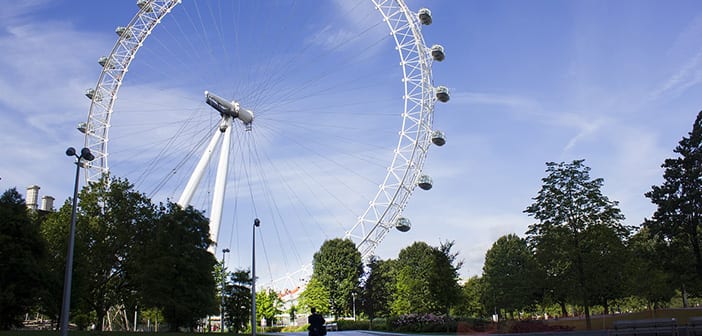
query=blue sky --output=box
[1,0,702,287]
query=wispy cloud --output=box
[650,50,702,100]
[0,0,51,24]
[451,91,540,111]
[649,14,702,100]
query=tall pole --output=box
[352,292,357,321]
[60,147,94,336]
[221,248,230,333]
[252,218,260,336]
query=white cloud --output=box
[0,0,51,23]
[650,50,702,100]
[649,14,702,100]
[0,11,112,202]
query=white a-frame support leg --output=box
[209,117,233,248]
[177,117,233,250]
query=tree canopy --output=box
[40,177,218,331]
[645,110,702,295]
[525,160,629,328]
[392,241,462,315]
[482,234,540,317]
[223,269,252,333]
[361,256,395,321]
[310,238,362,319]
[0,188,46,329]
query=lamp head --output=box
[222,248,230,253]
[66,147,76,157]
[254,218,260,227]
[80,148,95,161]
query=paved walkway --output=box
[276,330,610,336]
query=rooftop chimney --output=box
[41,195,55,212]
[26,185,40,211]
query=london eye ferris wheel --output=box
[80,0,451,289]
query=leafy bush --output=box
[281,324,309,332]
[337,319,370,331]
[389,313,453,332]
[369,318,389,331]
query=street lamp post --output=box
[251,218,260,336]
[59,147,94,336]
[352,292,357,321]
[221,248,230,333]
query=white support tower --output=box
[177,91,253,250]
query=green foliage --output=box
[256,288,282,326]
[392,241,462,315]
[581,223,629,312]
[336,319,370,330]
[40,176,218,331]
[0,188,46,329]
[388,313,454,333]
[525,160,630,328]
[645,110,702,296]
[454,276,486,318]
[392,242,435,314]
[72,176,156,330]
[361,256,395,319]
[482,234,540,317]
[626,228,676,306]
[224,269,252,333]
[299,277,330,315]
[311,238,363,319]
[39,197,74,322]
[431,241,464,314]
[135,201,218,331]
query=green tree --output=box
[135,202,218,331]
[581,224,629,313]
[40,177,154,330]
[626,228,675,308]
[223,269,252,333]
[299,277,330,315]
[392,241,463,315]
[524,160,629,329]
[392,242,435,314]
[0,188,46,329]
[72,177,155,330]
[455,276,485,318]
[431,241,463,316]
[257,288,282,328]
[645,110,702,297]
[311,238,363,319]
[361,256,395,323]
[481,234,540,318]
[40,198,76,326]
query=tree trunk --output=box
[95,308,106,331]
[559,301,568,317]
[583,304,591,330]
[603,301,609,315]
[682,283,689,308]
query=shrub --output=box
[281,324,309,332]
[337,320,370,331]
[369,318,389,331]
[389,313,452,333]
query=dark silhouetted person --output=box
[308,307,326,336]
